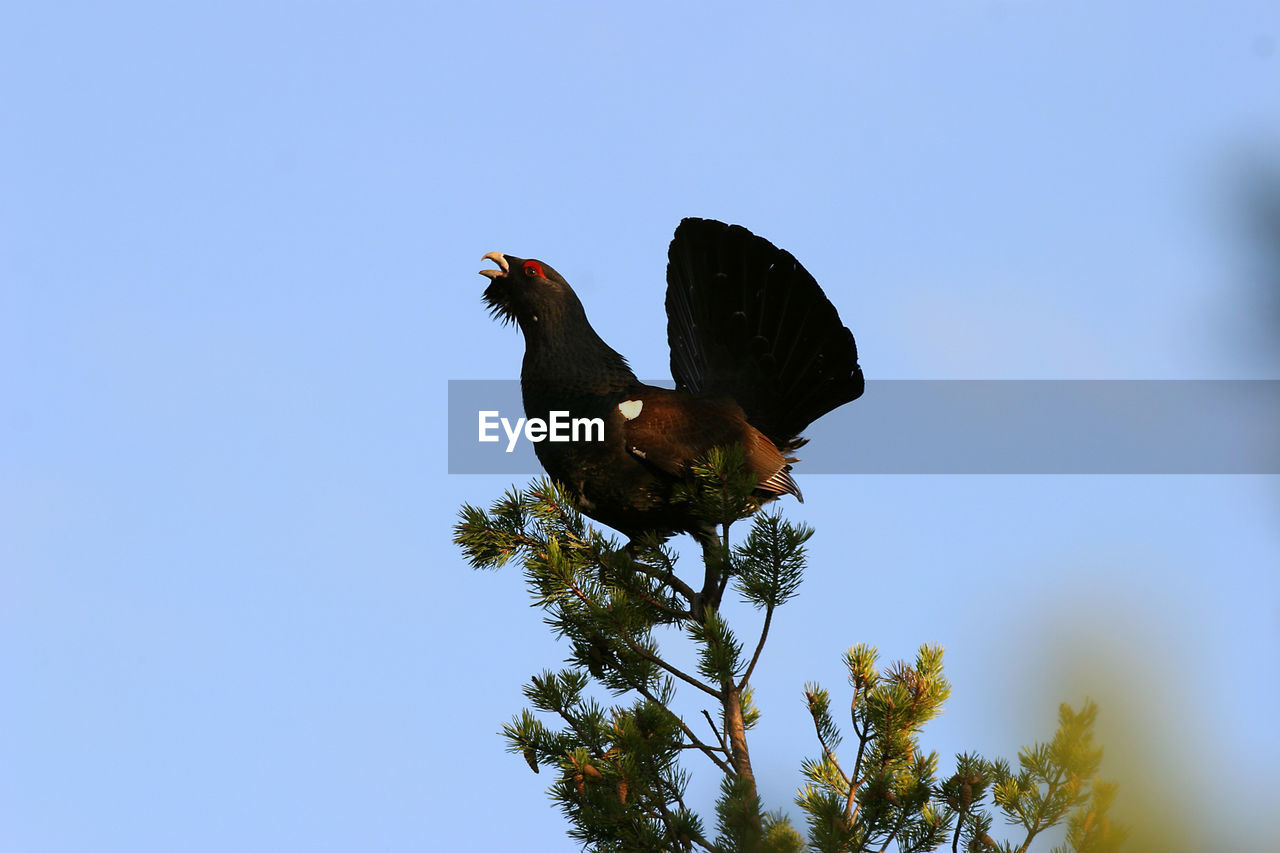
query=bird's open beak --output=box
[479,251,509,280]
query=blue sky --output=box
[3,2,1278,850]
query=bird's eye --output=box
[523,260,545,278]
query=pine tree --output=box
[454,454,1124,852]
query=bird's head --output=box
[478,251,577,331]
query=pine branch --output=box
[458,478,1123,853]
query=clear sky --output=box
[3,2,1278,850]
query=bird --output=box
[478,217,863,551]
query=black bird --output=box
[478,217,863,545]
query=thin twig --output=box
[737,600,775,690]
[845,686,869,821]
[633,590,690,623]
[701,709,728,754]
[808,709,850,789]
[629,678,733,775]
[620,547,698,605]
[603,566,689,622]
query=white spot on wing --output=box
[618,399,643,420]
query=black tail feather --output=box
[665,218,864,447]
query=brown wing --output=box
[616,388,801,500]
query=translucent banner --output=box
[447,380,1280,474]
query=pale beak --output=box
[479,251,508,279]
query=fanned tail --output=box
[665,217,864,449]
